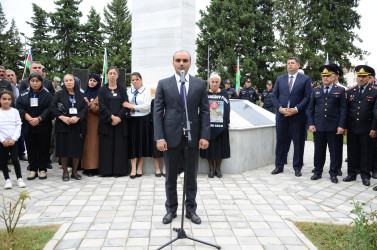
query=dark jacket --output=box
[97,84,129,136]
[16,86,53,134]
[0,78,13,92]
[20,78,55,96]
[308,84,347,132]
[347,84,377,134]
[238,86,259,103]
[50,84,88,134]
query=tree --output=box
[301,0,366,83]
[2,19,24,77]
[103,0,131,74]
[0,3,8,65]
[26,3,55,74]
[196,0,275,90]
[80,7,104,73]
[50,0,83,73]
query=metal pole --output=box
[207,46,209,89]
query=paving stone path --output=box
[1,141,376,249]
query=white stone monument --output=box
[132,0,197,89]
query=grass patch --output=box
[0,225,59,250]
[294,222,352,249]
[306,130,347,144]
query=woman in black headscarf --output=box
[82,73,101,176]
[50,74,88,181]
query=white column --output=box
[132,0,196,90]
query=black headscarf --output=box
[84,73,101,101]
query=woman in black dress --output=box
[98,67,129,177]
[50,74,88,181]
[200,73,230,178]
[16,73,53,180]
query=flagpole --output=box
[21,49,29,80]
[207,46,210,89]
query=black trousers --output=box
[25,131,51,172]
[313,131,342,177]
[275,119,306,170]
[0,142,22,179]
[336,134,344,171]
[164,135,199,214]
[372,139,377,173]
[347,133,372,180]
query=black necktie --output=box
[359,86,364,95]
[325,86,329,95]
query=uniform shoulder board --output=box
[371,86,377,90]
[346,86,357,92]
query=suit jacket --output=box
[272,73,312,121]
[20,78,56,96]
[308,85,347,132]
[154,75,210,148]
[347,85,377,134]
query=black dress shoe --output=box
[162,212,177,224]
[295,170,302,177]
[311,173,322,180]
[337,169,342,176]
[136,174,142,178]
[373,186,377,191]
[271,168,283,175]
[130,175,136,179]
[372,172,377,179]
[208,171,214,178]
[330,176,338,183]
[185,213,201,224]
[155,172,162,177]
[311,168,315,173]
[343,176,356,182]
[215,171,223,178]
[362,179,370,186]
[19,155,28,161]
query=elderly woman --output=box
[16,73,53,180]
[123,72,152,178]
[200,73,231,178]
[82,73,101,176]
[50,74,88,181]
[98,67,129,177]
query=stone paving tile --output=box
[1,141,376,249]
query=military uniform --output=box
[261,89,275,113]
[238,87,258,103]
[225,87,237,99]
[308,66,347,181]
[345,65,377,185]
[0,78,13,92]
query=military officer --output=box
[0,66,13,92]
[308,65,347,183]
[238,77,259,103]
[344,65,377,186]
[224,79,237,99]
[261,80,275,113]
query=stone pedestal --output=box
[131,0,196,89]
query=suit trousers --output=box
[164,135,199,214]
[275,119,306,170]
[347,133,372,180]
[336,134,344,171]
[313,131,342,177]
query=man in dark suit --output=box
[345,65,377,186]
[272,57,312,176]
[308,65,347,183]
[154,50,210,225]
[19,61,55,95]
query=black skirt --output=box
[55,124,84,158]
[200,128,230,160]
[128,115,153,158]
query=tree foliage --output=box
[2,19,24,77]
[103,0,132,74]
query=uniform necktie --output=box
[288,76,294,93]
[133,90,139,105]
[359,86,364,94]
[180,80,186,105]
[325,86,329,95]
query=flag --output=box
[235,57,241,92]
[326,53,329,65]
[102,48,108,85]
[26,49,32,69]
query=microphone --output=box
[180,70,186,84]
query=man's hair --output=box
[30,61,42,66]
[0,65,5,70]
[288,57,300,64]
[5,69,15,74]
[173,50,191,62]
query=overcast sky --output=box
[2,0,376,68]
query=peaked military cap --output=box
[319,65,337,76]
[355,65,375,77]
[244,77,251,82]
[329,63,343,76]
[224,79,231,84]
[266,80,272,85]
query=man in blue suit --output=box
[272,57,312,176]
[308,65,347,183]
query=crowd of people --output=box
[1,55,377,194]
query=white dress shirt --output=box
[127,85,152,117]
[175,73,190,96]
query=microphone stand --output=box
[157,73,221,250]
